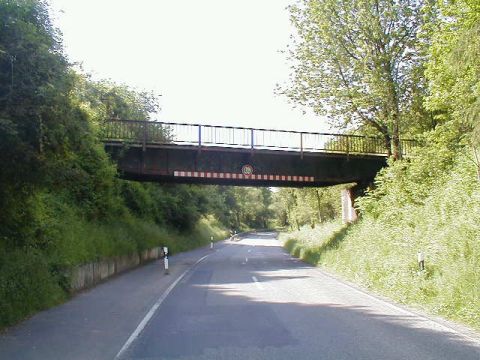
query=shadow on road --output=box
[125,237,480,360]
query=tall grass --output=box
[281,150,480,330]
[282,221,348,265]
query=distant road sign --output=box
[241,164,254,175]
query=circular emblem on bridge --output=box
[241,164,254,176]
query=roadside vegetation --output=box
[0,1,273,329]
[280,141,480,330]
[277,0,480,330]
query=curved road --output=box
[1,232,479,359]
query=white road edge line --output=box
[314,267,480,345]
[252,276,264,290]
[114,253,211,359]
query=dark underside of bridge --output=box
[105,142,387,188]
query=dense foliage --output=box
[280,0,480,330]
[282,135,480,329]
[272,186,343,229]
[280,0,435,158]
[0,0,273,329]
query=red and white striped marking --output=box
[173,171,314,182]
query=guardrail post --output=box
[300,133,304,159]
[251,128,254,151]
[142,120,147,152]
[198,125,202,148]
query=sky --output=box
[48,0,330,132]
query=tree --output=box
[272,187,342,229]
[423,0,480,177]
[231,187,273,229]
[71,75,160,123]
[0,0,72,245]
[281,0,432,158]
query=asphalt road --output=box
[1,232,479,360]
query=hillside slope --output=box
[282,136,480,330]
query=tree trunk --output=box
[384,134,392,158]
[384,60,402,160]
[315,190,322,223]
[473,146,480,181]
[392,109,402,160]
[392,131,401,160]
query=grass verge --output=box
[0,214,227,330]
[280,217,480,331]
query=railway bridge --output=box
[102,119,417,221]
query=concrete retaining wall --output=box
[69,247,163,292]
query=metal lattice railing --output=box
[101,119,419,157]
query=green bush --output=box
[0,250,66,328]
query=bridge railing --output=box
[101,119,418,156]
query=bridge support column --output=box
[341,188,358,224]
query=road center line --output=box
[252,276,264,290]
[114,253,211,359]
